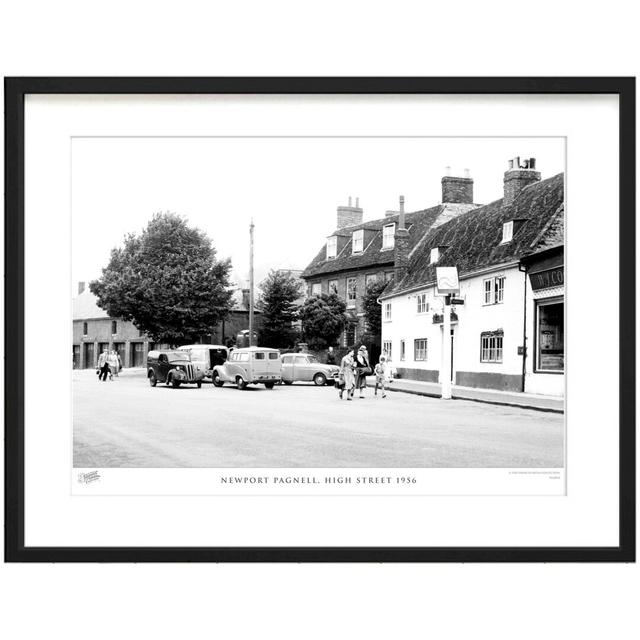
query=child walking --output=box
[374,355,391,398]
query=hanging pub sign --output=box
[529,265,564,291]
[435,266,460,295]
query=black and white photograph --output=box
[6,79,632,563]
[72,136,565,477]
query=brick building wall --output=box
[305,267,394,346]
[73,317,154,369]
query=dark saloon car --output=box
[147,350,205,388]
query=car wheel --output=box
[313,373,327,386]
[236,376,247,390]
[149,372,157,387]
[212,372,224,387]
[172,379,181,388]
[197,381,202,389]
[282,380,293,385]
[264,382,275,389]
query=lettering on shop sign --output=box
[529,266,564,291]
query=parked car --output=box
[281,353,339,386]
[147,350,205,388]
[211,346,282,390]
[177,344,228,380]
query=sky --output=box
[71,137,565,292]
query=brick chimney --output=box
[441,167,474,204]
[78,281,86,295]
[336,196,363,229]
[394,195,410,281]
[503,157,541,206]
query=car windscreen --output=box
[167,352,189,362]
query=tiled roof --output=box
[302,203,477,278]
[382,173,564,297]
[72,289,110,320]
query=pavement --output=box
[73,368,564,468]
[368,378,564,413]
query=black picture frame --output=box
[4,77,635,563]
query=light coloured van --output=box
[211,346,282,390]
[177,344,228,380]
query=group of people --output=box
[96,348,123,382]
[332,345,393,401]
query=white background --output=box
[1,1,638,639]
[26,94,604,547]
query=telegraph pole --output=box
[249,218,255,347]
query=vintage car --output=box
[281,353,339,386]
[211,346,282,390]
[177,344,228,380]
[147,350,205,388]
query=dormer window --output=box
[501,221,514,244]
[352,229,364,254]
[326,235,337,259]
[382,223,395,250]
[430,247,440,264]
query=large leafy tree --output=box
[300,292,347,350]
[362,279,389,341]
[259,270,303,348]
[90,212,233,345]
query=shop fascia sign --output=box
[529,266,564,291]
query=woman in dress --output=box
[338,348,356,400]
[355,345,371,399]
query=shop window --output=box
[480,331,503,363]
[536,299,564,372]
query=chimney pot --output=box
[503,156,541,206]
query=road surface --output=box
[73,369,564,468]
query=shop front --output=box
[523,246,565,397]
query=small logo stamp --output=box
[78,470,101,484]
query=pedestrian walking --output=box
[326,346,336,365]
[338,348,356,400]
[107,349,120,380]
[355,345,371,398]
[97,348,110,382]
[374,355,392,398]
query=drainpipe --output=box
[518,262,528,393]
